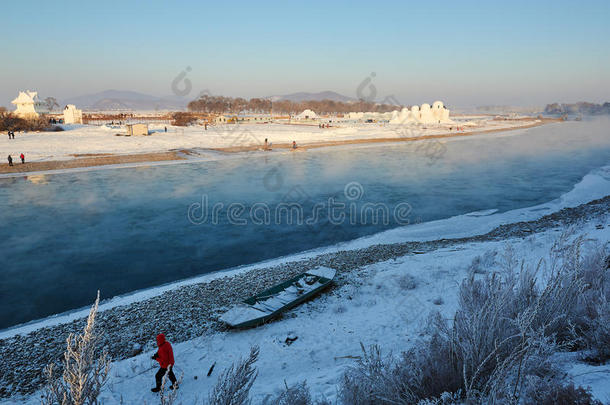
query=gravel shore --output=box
[0,151,185,175]
[1,195,608,399]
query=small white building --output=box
[214,115,228,124]
[11,90,48,119]
[63,104,83,124]
[126,123,149,136]
[295,109,318,120]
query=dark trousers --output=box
[155,367,177,388]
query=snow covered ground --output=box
[98,221,610,404]
[3,164,609,404]
[1,118,535,163]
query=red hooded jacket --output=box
[155,334,175,369]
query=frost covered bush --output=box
[467,250,497,275]
[340,344,400,405]
[160,372,183,405]
[209,346,259,405]
[416,391,462,405]
[569,244,610,361]
[340,338,462,404]
[42,291,111,405]
[586,295,610,361]
[341,235,608,404]
[522,376,602,405]
[263,380,312,405]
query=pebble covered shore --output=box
[1,195,608,399]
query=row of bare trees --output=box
[187,95,402,115]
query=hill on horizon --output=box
[62,90,189,111]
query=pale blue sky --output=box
[1,0,609,108]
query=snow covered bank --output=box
[0,118,541,164]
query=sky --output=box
[1,0,609,108]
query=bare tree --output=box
[209,346,259,405]
[45,97,60,112]
[42,291,111,405]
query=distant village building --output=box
[234,114,275,123]
[11,90,48,119]
[214,115,228,124]
[126,123,149,136]
[295,109,318,120]
[63,104,83,124]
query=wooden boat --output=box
[220,267,336,328]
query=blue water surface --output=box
[1,118,609,329]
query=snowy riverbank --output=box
[1,163,609,403]
[0,117,545,171]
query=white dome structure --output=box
[389,101,454,125]
[432,101,451,122]
[420,103,434,123]
[295,109,318,120]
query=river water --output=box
[1,118,609,329]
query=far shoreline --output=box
[0,118,559,176]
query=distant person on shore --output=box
[7,155,13,166]
[292,140,297,149]
[204,123,208,130]
[264,138,268,150]
[20,153,25,164]
[151,333,178,392]
[164,126,167,132]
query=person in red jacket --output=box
[151,333,178,392]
